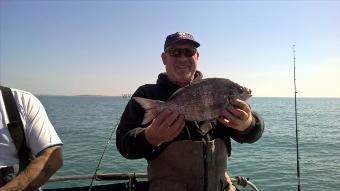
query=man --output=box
[0,86,63,191]
[116,32,264,191]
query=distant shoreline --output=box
[35,95,340,99]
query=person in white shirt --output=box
[0,87,63,191]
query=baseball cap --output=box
[164,32,200,50]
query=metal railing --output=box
[48,172,258,191]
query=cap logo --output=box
[164,32,200,50]
[178,32,187,37]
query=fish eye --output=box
[238,87,244,94]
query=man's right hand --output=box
[144,109,185,147]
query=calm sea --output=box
[38,96,340,191]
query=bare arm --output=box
[0,146,63,191]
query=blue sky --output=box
[1,1,339,97]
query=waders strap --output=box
[0,86,30,167]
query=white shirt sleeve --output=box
[12,89,62,156]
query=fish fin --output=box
[194,120,214,136]
[133,97,164,125]
[168,78,206,100]
[199,121,214,135]
[190,78,205,85]
[168,87,185,100]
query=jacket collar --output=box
[156,71,203,89]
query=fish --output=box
[134,78,252,125]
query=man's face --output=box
[161,41,199,87]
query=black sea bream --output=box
[134,78,252,125]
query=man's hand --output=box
[144,109,185,147]
[217,99,253,132]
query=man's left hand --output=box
[217,99,252,132]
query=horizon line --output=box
[35,94,340,99]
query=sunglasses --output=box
[165,47,197,57]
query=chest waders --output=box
[0,86,31,187]
[147,138,236,191]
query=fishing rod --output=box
[88,119,119,191]
[88,97,131,191]
[293,44,301,191]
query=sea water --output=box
[39,96,340,191]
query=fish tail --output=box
[133,97,165,125]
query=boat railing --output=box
[48,173,148,182]
[48,172,259,191]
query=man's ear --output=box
[161,52,167,65]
